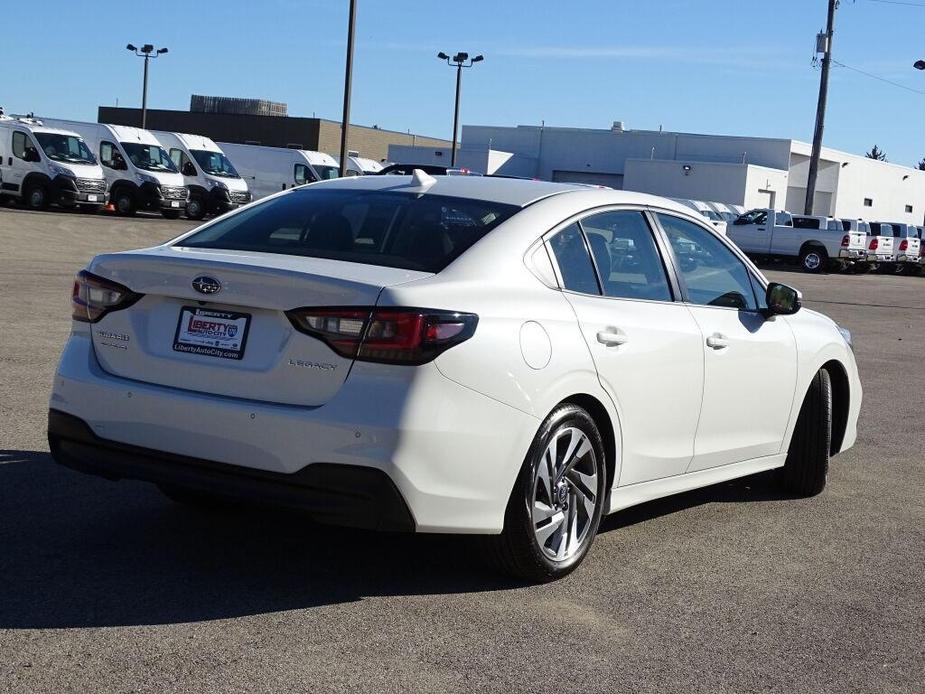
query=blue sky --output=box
[4,0,925,165]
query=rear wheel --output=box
[780,369,831,497]
[800,246,827,273]
[488,404,607,582]
[113,189,137,216]
[24,183,47,210]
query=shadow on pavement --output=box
[0,449,783,629]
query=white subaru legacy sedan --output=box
[49,173,861,582]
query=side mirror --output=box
[111,156,127,171]
[765,282,801,316]
[182,161,196,176]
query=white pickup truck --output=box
[728,208,867,273]
[864,223,898,272]
[881,223,921,274]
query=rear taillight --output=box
[899,239,908,252]
[841,234,850,247]
[869,238,879,251]
[71,270,142,323]
[286,307,478,365]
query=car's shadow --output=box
[0,450,784,629]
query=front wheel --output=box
[24,183,47,210]
[488,404,607,582]
[113,190,137,216]
[780,369,831,497]
[185,197,206,220]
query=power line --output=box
[865,0,925,7]
[832,59,925,95]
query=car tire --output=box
[24,183,47,210]
[185,197,206,220]
[800,247,827,273]
[488,403,607,583]
[113,190,137,216]
[162,210,182,219]
[780,368,831,497]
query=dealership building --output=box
[99,95,450,163]
[388,122,925,223]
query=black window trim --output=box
[646,206,768,314]
[540,204,682,305]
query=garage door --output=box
[552,170,624,189]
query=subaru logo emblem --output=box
[192,276,221,295]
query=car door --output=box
[727,210,772,255]
[546,211,704,486]
[654,213,798,472]
[7,130,35,192]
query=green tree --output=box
[865,145,887,161]
[917,158,925,171]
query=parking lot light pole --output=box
[126,43,168,129]
[437,52,483,167]
[339,0,358,178]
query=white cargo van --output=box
[671,198,727,235]
[217,143,339,200]
[153,131,251,220]
[0,115,107,211]
[336,154,384,176]
[39,118,187,218]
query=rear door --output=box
[546,211,704,485]
[654,213,798,471]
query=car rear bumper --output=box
[48,331,537,533]
[48,408,415,531]
[837,249,866,260]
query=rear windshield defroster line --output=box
[175,188,520,273]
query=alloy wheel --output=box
[531,426,599,561]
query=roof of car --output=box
[307,173,694,211]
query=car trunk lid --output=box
[87,246,431,406]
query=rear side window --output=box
[580,211,672,302]
[176,189,518,273]
[793,217,820,229]
[548,223,600,295]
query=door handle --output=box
[706,333,729,350]
[596,329,628,347]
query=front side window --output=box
[175,189,518,273]
[120,142,178,173]
[735,210,767,225]
[99,141,124,169]
[33,133,95,164]
[548,223,600,295]
[12,131,35,160]
[294,163,315,185]
[580,211,672,302]
[169,148,191,172]
[658,214,758,311]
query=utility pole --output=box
[338,0,357,178]
[805,0,837,215]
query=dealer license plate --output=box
[171,201,180,208]
[173,306,251,360]
[87,194,98,202]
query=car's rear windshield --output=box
[175,188,519,272]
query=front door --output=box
[655,213,798,471]
[7,130,36,192]
[547,212,705,486]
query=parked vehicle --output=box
[729,208,866,272]
[379,163,449,176]
[707,201,739,224]
[792,214,843,232]
[154,131,251,220]
[49,176,860,582]
[218,143,339,200]
[0,115,107,211]
[336,154,383,176]
[864,223,897,272]
[881,223,921,274]
[672,198,727,235]
[40,118,187,218]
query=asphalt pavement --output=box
[1,205,922,693]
